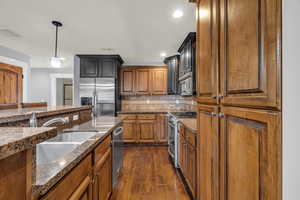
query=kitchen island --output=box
[0,105,123,200]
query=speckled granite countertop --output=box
[33,116,123,196]
[0,127,57,159]
[177,118,198,134]
[0,105,92,124]
[118,109,195,114]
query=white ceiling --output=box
[0,0,196,68]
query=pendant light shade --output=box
[51,20,64,68]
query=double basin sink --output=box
[36,131,98,165]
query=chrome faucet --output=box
[29,112,38,128]
[42,117,69,127]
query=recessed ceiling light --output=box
[160,52,167,57]
[173,9,183,19]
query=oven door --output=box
[168,121,176,159]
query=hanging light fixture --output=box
[50,21,64,68]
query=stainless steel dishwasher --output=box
[112,126,123,187]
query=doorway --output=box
[56,78,73,106]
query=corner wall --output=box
[283,0,300,199]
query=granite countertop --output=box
[33,116,124,196]
[0,127,57,159]
[118,109,195,114]
[0,105,92,124]
[177,118,198,134]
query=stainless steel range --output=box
[168,112,196,168]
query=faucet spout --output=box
[42,117,69,127]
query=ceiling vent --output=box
[0,29,21,38]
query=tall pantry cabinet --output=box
[194,0,282,200]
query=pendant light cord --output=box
[55,25,58,57]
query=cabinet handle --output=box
[218,113,225,118]
[218,94,224,99]
[211,95,217,99]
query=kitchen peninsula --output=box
[0,105,124,200]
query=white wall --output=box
[283,0,300,199]
[0,45,31,102]
[31,68,73,105]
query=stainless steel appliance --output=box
[168,112,197,168]
[79,78,117,116]
[112,126,123,187]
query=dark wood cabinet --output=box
[178,32,196,78]
[80,57,99,78]
[77,55,123,78]
[119,66,168,96]
[219,106,281,200]
[164,55,180,95]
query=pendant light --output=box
[51,21,64,68]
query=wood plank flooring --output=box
[110,146,190,200]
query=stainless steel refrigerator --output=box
[79,78,120,116]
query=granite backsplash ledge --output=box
[121,95,197,111]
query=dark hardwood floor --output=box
[110,146,191,200]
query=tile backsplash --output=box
[121,95,197,111]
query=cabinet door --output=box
[120,69,135,95]
[167,58,179,94]
[187,144,197,198]
[179,125,187,175]
[80,57,99,78]
[220,106,281,200]
[69,176,93,200]
[100,58,116,78]
[151,69,167,95]
[156,114,167,143]
[219,0,281,109]
[197,104,219,200]
[135,69,150,95]
[196,0,219,104]
[137,120,155,143]
[0,63,23,105]
[122,120,136,143]
[94,148,112,200]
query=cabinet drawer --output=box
[119,114,136,120]
[185,129,196,147]
[94,135,111,163]
[42,154,92,200]
[137,114,156,120]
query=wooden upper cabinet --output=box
[219,0,281,109]
[196,0,219,104]
[120,66,168,96]
[120,69,135,95]
[135,69,150,95]
[0,63,23,105]
[197,104,219,200]
[80,57,99,78]
[219,106,281,200]
[151,69,167,95]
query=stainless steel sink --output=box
[36,131,98,165]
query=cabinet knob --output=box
[218,113,225,118]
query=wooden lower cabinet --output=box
[178,123,197,199]
[137,120,155,143]
[93,148,112,200]
[123,120,137,143]
[197,104,219,200]
[219,106,281,200]
[120,113,167,144]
